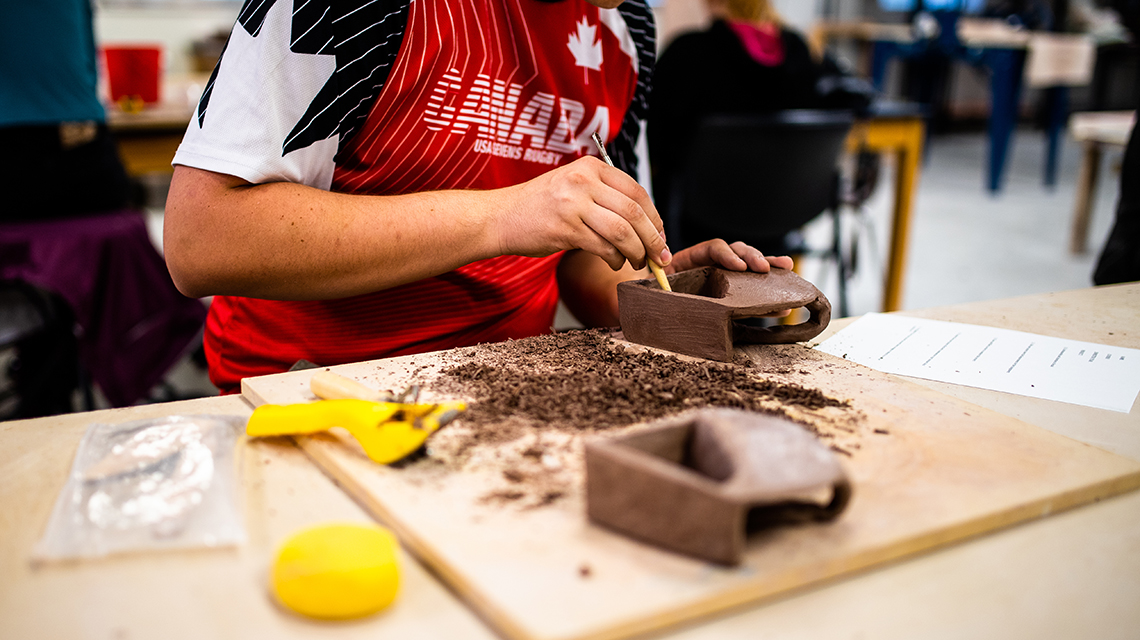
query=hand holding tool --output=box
[591,131,672,292]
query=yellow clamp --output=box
[115,95,147,114]
[247,399,465,464]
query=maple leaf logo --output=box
[567,18,602,84]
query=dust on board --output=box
[363,330,870,510]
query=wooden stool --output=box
[1069,110,1136,254]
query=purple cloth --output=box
[0,210,207,407]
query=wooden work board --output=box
[242,338,1140,640]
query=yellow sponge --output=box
[271,523,400,620]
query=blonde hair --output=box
[723,0,780,24]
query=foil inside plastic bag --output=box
[34,415,246,561]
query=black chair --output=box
[0,280,91,419]
[665,109,856,316]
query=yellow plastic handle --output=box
[246,399,466,464]
[246,400,402,437]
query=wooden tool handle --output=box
[648,261,672,292]
[310,370,385,402]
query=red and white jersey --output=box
[173,0,655,392]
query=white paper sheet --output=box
[815,313,1140,413]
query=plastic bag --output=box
[34,414,246,561]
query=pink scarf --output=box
[727,20,785,67]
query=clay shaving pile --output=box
[410,330,863,509]
[438,329,847,432]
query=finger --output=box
[728,241,771,272]
[592,162,670,266]
[588,157,665,231]
[572,222,628,271]
[768,255,795,270]
[585,190,666,270]
[580,204,647,270]
[728,242,793,272]
[708,240,750,271]
[664,239,713,273]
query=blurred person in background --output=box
[0,0,206,417]
[647,0,874,248]
[1092,71,1140,284]
[1091,0,1140,284]
[0,0,134,221]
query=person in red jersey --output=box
[165,0,792,394]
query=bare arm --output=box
[557,250,645,328]
[164,155,670,300]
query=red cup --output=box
[103,46,162,105]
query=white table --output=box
[2,284,1138,640]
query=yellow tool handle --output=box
[248,401,348,437]
[246,400,400,437]
[647,261,672,292]
[249,372,466,465]
[311,370,389,402]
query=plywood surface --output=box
[242,336,1140,640]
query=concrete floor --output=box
[799,127,1122,316]
[152,127,1128,401]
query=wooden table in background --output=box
[846,109,926,312]
[106,74,205,177]
[2,284,1138,640]
[108,107,189,176]
[813,19,1094,194]
[1068,110,1136,254]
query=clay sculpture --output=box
[617,267,831,362]
[584,408,851,566]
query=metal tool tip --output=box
[591,132,614,167]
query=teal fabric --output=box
[0,0,106,127]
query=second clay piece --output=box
[585,408,851,565]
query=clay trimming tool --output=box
[591,131,672,292]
